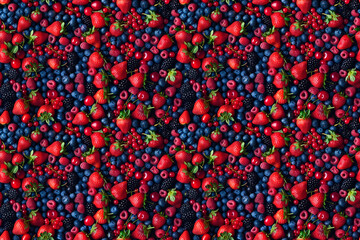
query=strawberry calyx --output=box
[346,68,357,82]
[182,42,199,59]
[297,229,311,239]
[38,231,55,240]
[144,10,160,24]
[182,161,199,179]
[297,109,311,119]
[165,188,178,202]
[262,146,276,157]
[117,109,131,119]
[204,182,223,198]
[2,161,19,179]
[324,10,339,24]
[218,231,234,240]
[38,111,54,125]
[324,130,340,144]
[24,181,44,198]
[144,130,160,144]
[117,229,131,239]
[165,68,178,82]
[2,42,19,59]
[346,188,357,202]
[218,111,234,125]
[204,62,224,77]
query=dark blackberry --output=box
[338,1,351,19]
[0,202,16,223]
[118,79,131,91]
[265,203,276,215]
[0,82,16,102]
[2,220,14,231]
[298,199,311,210]
[169,119,181,130]
[181,90,196,102]
[340,125,351,139]
[297,79,311,91]
[246,52,258,68]
[143,201,156,212]
[169,0,181,10]
[67,52,78,68]
[143,80,156,92]
[349,0,360,9]
[161,58,176,70]
[180,202,193,214]
[159,123,172,139]
[341,57,355,71]
[150,183,161,193]
[6,188,19,200]
[307,57,320,72]
[85,202,96,216]
[307,178,320,192]
[261,135,272,147]
[6,68,19,80]
[67,172,79,187]
[323,200,336,212]
[349,119,360,130]
[127,57,140,72]
[264,82,276,96]
[243,217,254,230]
[261,15,272,28]
[159,3,172,19]
[246,172,258,187]
[3,101,14,111]
[127,177,140,192]
[81,135,92,148]
[85,82,96,96]
[183,220,195,230]
[180,82,193,94]
[182,210,196,222]
[118,199,131,211]
[81,15,92,28]
[341,178,356,190]
[63,217,74,231]
[63,97,74,111]
[186,69,200,80]
[186,188,200,200]
[243,97,254,111]
[323,80,336,92]
[150,63,161,73]
[161,177,176,190]
[330,182,341,193]
[183,101,194,111]
[330,62,341,73]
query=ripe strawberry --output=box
[17,136,31,152]
[346,189,360,207]
[175,29,193,47]
[296,0,311,13]
[291,61,307,80]
[227,178,241,190]
[144,130,164,149]
[0,44,12,64]
[308,72,325,88]
[12,219,29,235]
[176,44,192,64]
[84,28,101,48]
[226,21,245,36]
[253,111,270,125]
[252,0,270,4]
[311,103,332,120]
[271,12,286,28]
[47,178,60,190]
[192,219,209,235]
[346,69,360,88]
[111,61,127,80]
[337,34,352,49]
[129,192,145,208]
[271,132,287,148]
[0,29,12,44]
[0,163,12,183]
[91,12,108,28]
[324,130,344,148]
[30,9,42,23]
[192,98,209,115]
[209,90,225,106]
[267,52,284,68]
[27,150,48,166]
[309,192,325,208]
[0,231,10,240]
[90,103,105,119]
[270,223,285,239]
[46,141,66,157]
[116,109,131,133]
[88,52,104,68]
[110,141,124,157]
[47,58,60,70]
[273,192,288,208]
[28,31,49,45]
[152,213,166,229]
[129,72,145,88]
[166,69,182,87]
[263,147,281,168]
[152,92,166,109]
[290,21,304,37]
[73,111,89,125]
[332,92,346,109]
[91,132,108,148]
[109,21,124,37]
[197,136,211,152]
[270,103,285,119]
[74,232,90,240]
[227,58,241,70]
[179,110,190,124]
[253,232,270,240]
[296,110,311,133]
[144,10,163,28]
[29,90,45,107]
[91,223,105,239]
[157,34,173,50]
[158,154,173,170]
[217,226,234,238]
[131,103,153,120]
[0,110,10,125]
[210,9,222,22]
[197,16,211,32]
[46,21,66,37]
[274,208,289,224]
[332,213,346,229]
[131,224,153,240]
[289,141,304,157]
[93,208,109,224]
[290,181,307,200]
[311,223,332,240]
[83,148,101,168]
[267,172,284,189]
[12,98,29,115]
[116,0,131,13]
[209,31,228,46]
[17,16,32,32]
[176,164,192,183]
[337,154,353,169]
[264,27,281,48]
[72,0,89,4]
[210,129,223,143]
[179,230,191,240]
[88,171,105,188]
[226,141,245,157]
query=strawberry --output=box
[297,230,311,240]
[83,148,101,168]
[179,231,191,240]
[30,9,42,23]
[17,16,32,32]
[296,0,311,13]
[111,61,127,80]
[209,90,225,106]
[179,110,190,124]
[226,21,245,36]
[192,98,209,115]
[175,29,193,47]
[74,232,90,240]
[271,12,286,28]
[88,171,104,188]
[129,192,145,208]
[311,103,332,120]
[116,0,131,13]
[253,111,270,125]
[144,130,164,149]
[152,92,166,109]
[274,88,291,104]
[176,44,192,63]
[0,148,12,164]
[197,136,211,152]
[210,129,223,143]
[210,9,222,22]
[90,103,105,119]
[47,58,60,70]
[131,103,153,120]
[176,164,192,183]
[332,92,346,109]
[46,21,66,37]
[0,163,12,183]
[308,72,325,88]
[270,103,285,119]
[94,88,109,104]
[267,172,284,189]
[91,132,108,148]
[12,98,29,115]
[332,213,346,229]
[273,192,289,208]
[296,110,311,133]
[46,141,66,157]
[207,151,228,166]
[311,223,332,240]
[152,213,166,229]
[208,31,228,46]
[324,10,343,28]
[217,226,234,238]
[337,34,352,50]
[12,219,29,235]
[91,12,108,28]
[88,52,104,68]
[267,52,284,68]
[0,30,12,44]
[209,210,225,226]
[291,61,307,80]
[29,90,45,107]
[290,21,304,37]
[227,178,241,190]
[346,189,360,207]
[274,208,289,224]
[192,219,209,235]
[109,21,124,37]
[263,27,281,48]
[73,111,89,125]
[252,0,269,4]
[290,181,307,200]
[290,141,304,157]
[253,232,270,240]
[270,223,285,239]
[346,69,360,88]
[324,130,344,148]
[0,44,12,64]
[157,34,173,50]
[226,141,245,157]
[0,231,10,240]
[157,154,173,170]
[144,10,163,28]
[271,132,287,148]
[309,192,325,208]
[337,154,353,169]
[166,69,182,87]
[28,31,49,46]
[84,28,101,48]
[227,58,241,70]
[90,223,105,239]
[129,72,145,88]
[116,109,131,133]
[197,16,211,32]
[131,224,153,240]
[17,136,31,152]
[192,33,205,46]
[111,181,127,200]
[201,177,219,192]
[72,0,89,4]
[47,178,60,190]
[0,110,10,125]
[93,208,109,224]
[263,147,281,168]
[166,188,183,207]
[27,150,49,166]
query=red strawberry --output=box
[210,129,223,143]
[91,223,105,239]
[332,92,346,109]
[197,136,211,152]
[267,172,284,189]
[274,88,290,105]
[227,178,241,190]
[192,98,209,115]
[332,213,346,229]
[274,208,289,224]
[226,141,245,157]
[209,90,225,106]
[271,132,287,148]
[129,72,145,88]
[267,52,284,68]
[131,224,153,240]
[129,192,145,208]
[337,154,353,169]
[84,28,101,48]
[192,219,209,235]
[94,89,108,104]
[227,58,241,70]
[296,110,311,133]
[0,110,10,125]
[29,90,45,107]
[346,69,360,88]
[271,12,286,28]
[264,27,281,48]
[263,147,281,168]
[308,72,325,88]
[217,226,234,238]
[290,141,304,157]
[109,21,124,37]
[176,164,192,184]
[72,0,89,4]
[144,130,164,149]
[0,44,13,64]
[253,232,270,240]
[152,93,166,109]
[166,69,182,87]
[309,192,325,208]
[179,110,190,125]
[157,34,173,50]
[226,21,245,36]
[88,171,104,188]
[91,12,107,28]
[253,112,270,125]
[111,61,127,80]
[252,0,270,4]
[273,192,289,208]
[46,141,66,157]
[144,10,163,28]
[27,150,49,166]
[210,9,222,22]
[17,136,31,152]
[346,189,360,207]
[110,141,124,157]
[157,154,173,170]
[111,181,127,200]
[208,151,228,166]
[12,99,29,115]
[116,0,131,13]
[90,103,105,119]
[29,210,45,227]
[0,231,10,240]
[176,44,192,64]
[30,9,42,23]
[91,132,107,148]
[270,103,285,119]
[192,33,205,46]
[47,58,60,70]
[47,178,60,190]
[175,29,193,47]
[88,52,104,68]
[311,103,332,120]
[116,109,131,133]
[0,30,12,44]
[197,16,211,32]
[46,21,66,36]
[273,71,289,89]
[290,181,307,200]
[324,130,343,148]
[131,103,153,120]
[290,21,304,37]
[324,10,343,28]
[291,61,307,80]
[17,16,32,32]
[73,112,89,125]
[12,219,29,235]
[74,232,90,240]
[270,223,285,239]
[296,0,311,13]
[0,163,13,183]
[152,213,166,229]
[209,31,228,46]
[179,230,191,240]
[84,148,101,168]
[28,31,49,45]
[0,149,12,163]
[311,223,332,240]
[337,34,352,49]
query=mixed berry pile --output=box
[2,0,360,239]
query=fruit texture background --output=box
[1,0,360,239]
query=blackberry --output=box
[85,82,96,96]
[261,15,272,28]
[341,57,355,70]
[330,182,341,193]
[81,135,92,148]
[159,123,172,139]
[323,200,336,212]
[243,217,254,230]
[6,68,19,80]
[6,188,19,200]
[180,82,193,94]
[183,220,195,230]
[161,177,176,190]
[243,97,254,111]
[297,79,311,91]
[183,101,194,111]
[0,202,16,223]
[81,15,92,28]
[265,203,276,215]
[3,220,14,231]
[127,57,140,72]
[180,202,193,214]
[169,119,181,130]
[340,125,351,139]
[159,3,172,19]
[246,52,258,68]
[3,101,14,111]
[349,0,360,9]
[181,91,196,102]
[330,62,341,73]
[349,119,360,130]
[323,80,336,92]
[307,178,320,192]
[85,202,96,216]
[186,69,200,80]
[150,183,161,193]
[118,79,131,91]
[161,58,176,70]
[0,82,16,102]
[144,201,156,212]
[182,210,196,222]
[67,172,79,187]
[118,199,131,211]
[261,135,272,147]
[150,63,161,73]
[63,97,74,111]
[143,80,156,92]
[341,178,356,190]
[67,52,78,68]
[307,57,320,72]
[127,177,140,191]
[338,1,351,19]
[298,199,311,210]
[264,82,276,96]
[169,0,181,10]
[186,188,200,200]
[246,172,258,187]
[63,217,74,231]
